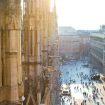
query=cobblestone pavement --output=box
[59,59,105,105]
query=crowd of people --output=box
[59,60,105,105]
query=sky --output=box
[55,0,105,30]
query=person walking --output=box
[96,88,98,93]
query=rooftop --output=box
[58,26,77,35]
[90,33,105,42]
[91,33,105,39]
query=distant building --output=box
[59,35,81,60]
[59,27,90,60]
[100,25,105,32]
[79,32,90,57]
[90,33,105,73]
[58,26,77,35]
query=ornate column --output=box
[0,0,5,89]
[3,0,22,104]
[0,31,2,87]
[0,1,6,102]
[23,0,38,105]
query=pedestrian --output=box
[103,86,105,90]
[89,94,91,98]
[86,93,88,98]
[83,84,84,88]
[81,79,82,84]
[101,97,103,101]
[86,84,89,89]
[89,78,91,82]
[97,102,99,105]
[73,97,75,100]
[70,102,72,105]
[93,94,95,100]
[84,100,86,104]
[77,86,78,90]
[74,101,76,105]
[84,92,86,96]
[96,88,98,93]
[88,97,90,102]
[100,89,101,93]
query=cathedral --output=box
[0,0,59,105]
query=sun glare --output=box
[50,0,54,12]
[56,0,105,30]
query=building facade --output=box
[59,35,81,60]
[90,33,105,73]
[59,27,90,61]
[0,0,59,105]
[79,34,90,58]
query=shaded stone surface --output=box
[0,101,21,105]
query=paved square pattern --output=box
[59,59,105,105]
